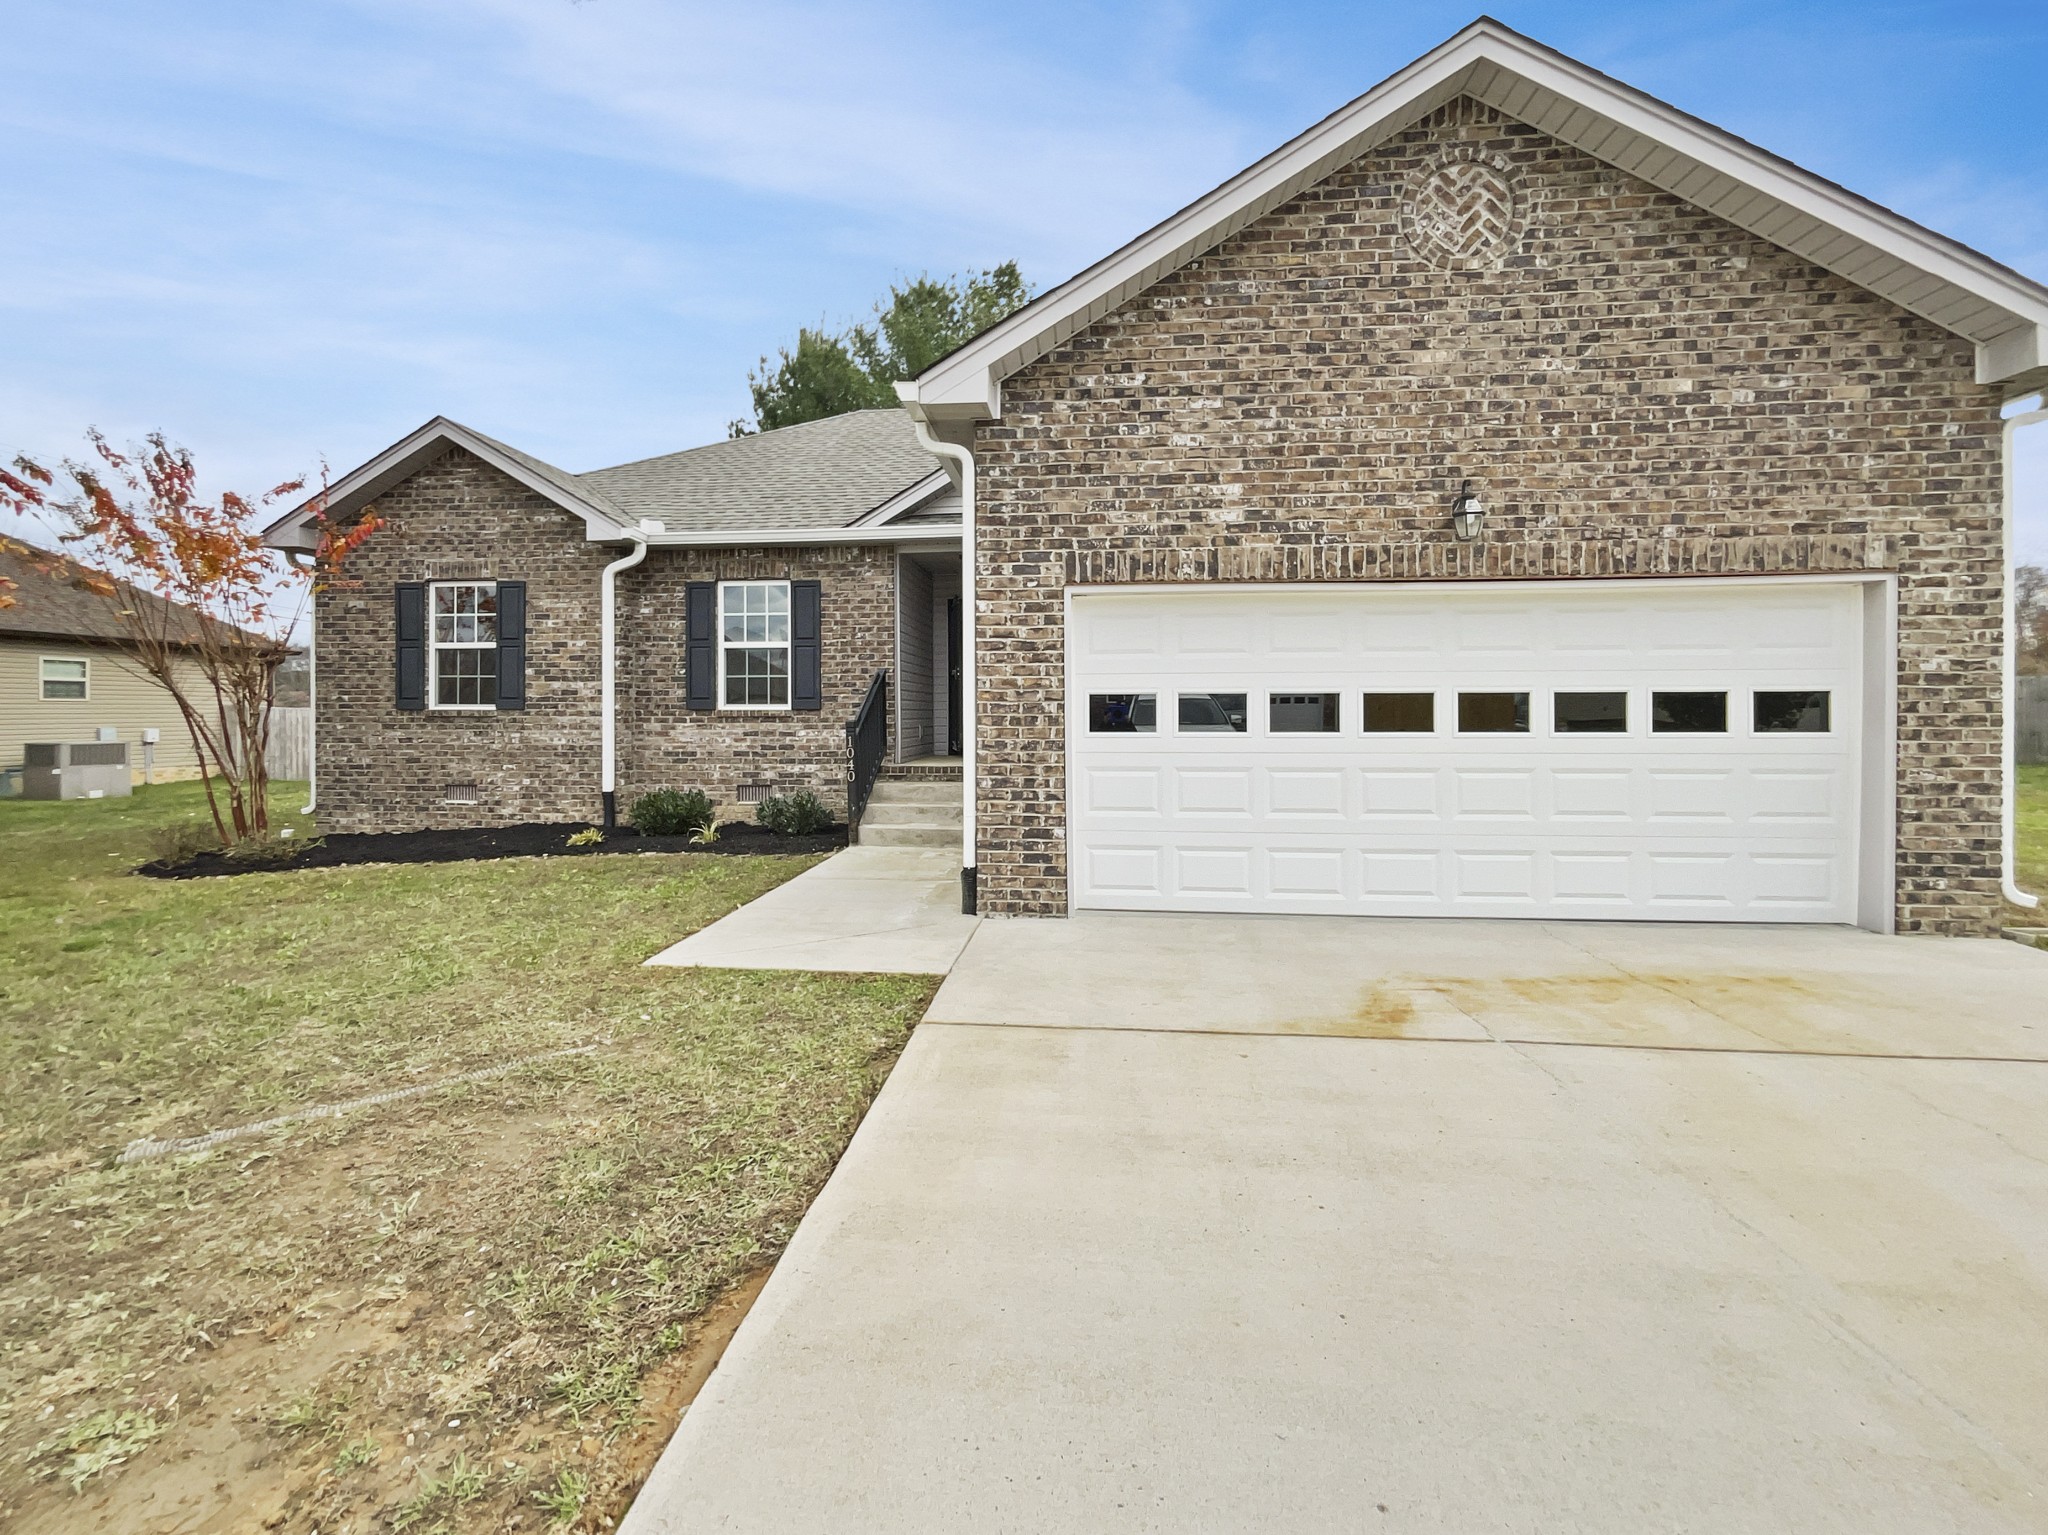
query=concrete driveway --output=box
[622,917,2048,1534]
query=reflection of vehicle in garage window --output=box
[1178,692,1248,732]
[1088,693,1156,732]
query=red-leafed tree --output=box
[1,431,377,846]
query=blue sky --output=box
[4,0,2045,561]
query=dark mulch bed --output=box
[137,820,847,879]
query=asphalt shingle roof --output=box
[576,409,940,532]
[0,542,268,648]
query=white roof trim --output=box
[261,417,630,552]
[849,469,952,527]
[908,17,2048,418]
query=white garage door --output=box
[1068,582,1865,922]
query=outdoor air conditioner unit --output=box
[22,741,133,801]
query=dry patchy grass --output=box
[0,783,933,1532]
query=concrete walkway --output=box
[644,846,976,975]
[622,915,2048,1533]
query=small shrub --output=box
[627,788,715,837]
[148,821,218,865]
[223,830,318,864]
[565,827,605,848]
[757,789,833,837]
[687,822,720,846]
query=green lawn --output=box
[0,783,932,1533]
[2018,765,2048,913]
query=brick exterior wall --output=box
[315,446,895,832]
[971,98,2008,934]
[615,545,894,814]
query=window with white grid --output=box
[719,581,791,708]
[430,582,498,708]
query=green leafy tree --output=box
[732,262,1032,436]
[743,328,888,433]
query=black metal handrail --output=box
[846,668,888,834]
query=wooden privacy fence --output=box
[264,706,313,781]
[2021,677,2048,766]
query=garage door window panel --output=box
[1269,693,1339,733]
[1177,693,1247,733]
[1652,691,1728,734]
[1555,691,1629,734]
[1755,691,1831,733]
[1458,692,1530,734]
[1363,692,1435,733]
[1089,693,1156,733]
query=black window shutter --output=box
[791,580,822,712]
[495,581,527,710]
[395,582,426,711]
[685,581,717,711]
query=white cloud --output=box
[319,0,1257,280]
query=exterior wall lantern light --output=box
[1450,480,1487,541]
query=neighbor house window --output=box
[40,657,89,700]
[431,582,498,708]
[720,581,791,708]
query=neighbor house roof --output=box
[0,542,273,650]
[903,15,2048,431]
[263,410,955,552]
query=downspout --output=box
[284,551,317,815]
[900,397,978,914]
[601,533,649,832]
[2003,398,2046,911]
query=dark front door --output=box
[946,595,963,757]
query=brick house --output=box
[268,20,2048,936]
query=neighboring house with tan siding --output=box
[0,544,270,786]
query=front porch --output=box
[892,551,961,764]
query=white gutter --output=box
[2003,399,2046,911]
[600,532,650,830]
[284,551,317,815]
[898,389,978,913]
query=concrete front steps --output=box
[858,767,963,848]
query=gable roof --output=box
[0,541,274,650]
[262,417,630,553]
[264,409,954,551]
[902,16,2048,429]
